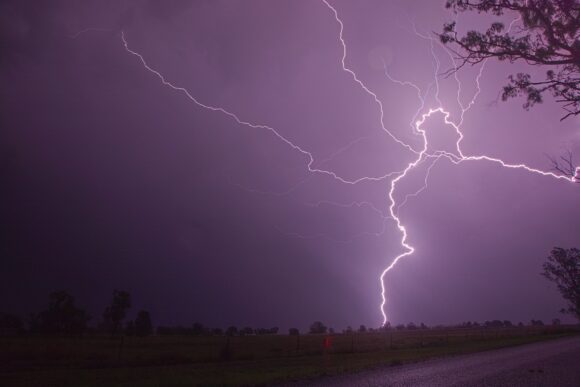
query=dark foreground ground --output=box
[1,326,579,386]
[288,335,580,386]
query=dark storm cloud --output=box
[1,0,578,330]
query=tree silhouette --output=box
[542,247,580,320]
[309,321,327,334]
[547,150,579,182]
[102,290,131,336]
[134,310,153,337]
[31,290,89,335]
[192,322,205,336]
[440,0,580,120]
[0,313,24,336]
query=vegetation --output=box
[309,321,328,334]
[28,290,90,335]
[440,0,580,121]
[133,310,154,337]
[102,290,132,336]
[0,324,577,386]
[1,282,578,385]
[542,247,580,321]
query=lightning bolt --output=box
[396,156,441,215]
[74,2,579,327]
[320,1,421,155]
[120,31,401,186]
[321,2,577,325]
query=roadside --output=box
[287,335,580,386]
[1,327,579,386]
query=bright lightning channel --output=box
[108,2,579,327]
[120,31,396,186]
[322,1,577,326]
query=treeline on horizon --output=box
[0,289,570,338]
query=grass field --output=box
[2,325,579,386]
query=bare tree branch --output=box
[547,149,579,181]
[440,0,580,120]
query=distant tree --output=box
[289,328,300,336]
[102,290,131,336]
[552,318,561,326]
[309,321,327,334]
[530,319,545,326]
[503,320,513,327]
[440,0,580,120]
[328,327,335,334]
[253,327,278,335]
[485,320,504,328]
[517,322,524,327]
[407,322,418,330]
[226,326,238,336]
[395,324,406,330]
[542,247,580,320]
[358,324,367,333]
[32,290,90,335]
[240,327,253,336]
[192,322,205,336]
[345,326,353,334]
[420,322,428,329]
[211,327,224,336]
[0,313,24,336]
[134,310,153,337]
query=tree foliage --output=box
[440,0,580,120]
[102,290,131,335]
[0,313,24,336]
[542,247,580,320]
[31,290,90,335]
[134,310,153,337]
[309,321,328,334]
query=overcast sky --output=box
[1,0,579,330]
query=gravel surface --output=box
[288,336,580,386]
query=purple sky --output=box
[1,0,579,330]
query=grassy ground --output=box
[1,325,578,386]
